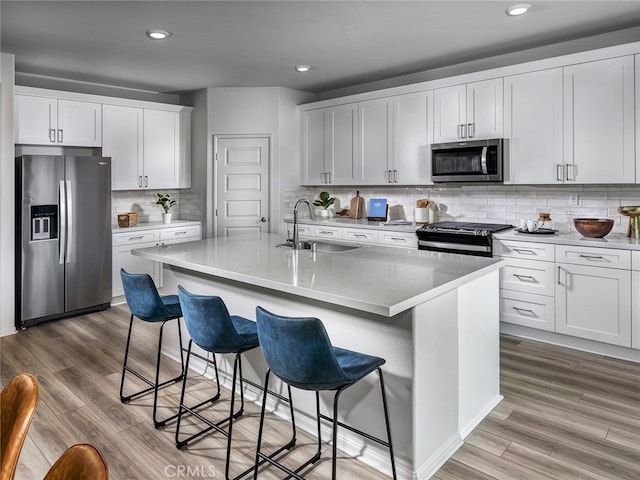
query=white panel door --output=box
[358,97,393,184]
[144,109,179,188]
[504,68,563,184]
[14,95,57,144]
[103,104,144,190]
[215,136,270,238]
[433,84,466,142]
[563,55,635,183]
[57,99,102,146]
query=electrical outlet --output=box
[568,193,579,206]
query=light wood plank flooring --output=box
[2,305,639,479]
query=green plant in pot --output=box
[156,193,177,223]
[313,191,335,218]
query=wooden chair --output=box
[1,373,39,480]
[43,444,108,480]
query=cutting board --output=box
[349,191,365,219]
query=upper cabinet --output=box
[14,95,102,146]
[504,68,564,184]
[301,104,357,185]
[563,56,635,184]
[433,78,503,142]
[104,105,191,190]
[358,97,393,184]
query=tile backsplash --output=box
[111,189,203,225]
[284,184,640,234]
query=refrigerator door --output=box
[64,156,112,312]
[19,155,65,322]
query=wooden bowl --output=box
[573,218,614,238]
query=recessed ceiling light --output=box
[146,29,172,40]
[295,65,312,73]
[505,4,531,16]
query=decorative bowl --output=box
[573,218,614,238]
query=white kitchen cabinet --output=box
[433,78,503,142]
[562,55,635,184]
[392,91,433,185]
[636,55,640,185]
[632,251,639,349]
[358,98,393,184]
[378,230,417,248]
[342,228,379,244]
[159,224,202,245]
[14,94,102,146]
[504,68,563,184]
[311,225,343,240]
[105,106,191,190]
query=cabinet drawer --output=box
[500,258,555,296]
[500,289,555,332]
[556,245,631,270]
[113,230,159,246]
[160,225,201,241]
[494,240,554,261]
[343,228,379,244]
[312,225,343,239]
[379,231,417,248]
[633,251,640,271]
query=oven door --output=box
[431,138,503,183]
[417,232,494,257]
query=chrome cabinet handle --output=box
[173,231,187,236]
[354,234,367,238]
[556,164,564,181]
[513,248,536,255]
[129,236,144,240]
[567,164,576,181]
[579,254,604,260]
[390,237,407,242]
[138,176,143,188]
[144,176,149,188]
[58,129,63,143]
[318,230,335,236]
[513,273,536,281]
[513,306,535,315]
[461,123,467,138]
[468,123,475,138]
[393,169,398,183]
[49,129,56,143]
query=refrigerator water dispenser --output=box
[31,205,58,241]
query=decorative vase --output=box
[162,212,172,224]
[320,209,331,219]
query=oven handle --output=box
[418,240,492,253]
[481,146,488,175]
[421,227,485,236]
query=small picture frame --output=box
[367,198,388,221]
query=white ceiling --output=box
[2,1,640,96]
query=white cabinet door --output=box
[504,68,563,184]
[103,105,144,190]
[433,84,466,142]
[563,55,635,184]
[393,91,433,185]
[467,78,503,139]
[14,95,57,144]
[556,263,632,347]
[636,55,640,185]
[327,104,358,185]
[301,108,327,185]
[143,109,179,189]
[112,240,159,298]
[57,99,102,146]
[358,97,393,184]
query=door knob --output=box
[261,217,268,222]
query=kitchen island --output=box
[133,233,503,480]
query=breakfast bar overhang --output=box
[132,234,504,480]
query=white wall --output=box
[0,53,16,336]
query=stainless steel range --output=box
[416,221,513,257]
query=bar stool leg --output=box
[377,368,397,480]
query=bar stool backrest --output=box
[43,444,108,480]
[256,306,348,390]
[178,286,253,353]
[120,269,172,321]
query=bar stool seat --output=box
[175,285,261,480]
[119,269,185,429]
[253,306,397,480]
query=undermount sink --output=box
[276,240,361,253]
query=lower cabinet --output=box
[112,224,201,299]
[630,251,639,349]
[285,222,417,248]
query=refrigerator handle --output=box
[59,181,66,264]
[65,180,73,264]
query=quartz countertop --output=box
[132,233,502,316]
[112,220,201,234]
[495,229,640,251]
[284,216,420,234]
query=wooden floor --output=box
[2,305,639,480]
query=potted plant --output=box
[156,193,177,223]
[313,191,336,218]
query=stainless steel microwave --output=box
[431,138,503,183]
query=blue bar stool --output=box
[119,269,185,428]
[253,306,397,480]
[175,285,262,480]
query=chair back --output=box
[43,444,108,480]
[178,286,253,353]
[1,373,39,480]
[120,269,173,321]
[256,307,348,390]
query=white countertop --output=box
[284,217,420,234]
[495,229,640,251]
[112,220,201,234]
[132,233,502,317]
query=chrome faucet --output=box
[292,199,313,250]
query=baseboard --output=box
[413,432,463,480]
[459,395,503,439]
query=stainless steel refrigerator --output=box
[16,155,112,328]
